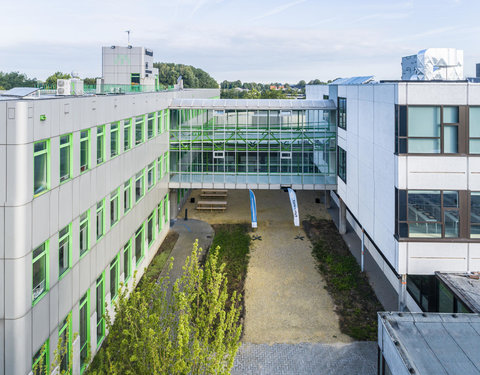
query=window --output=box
[79,211,89,257]
[34,140,49,196]
[110,122,119,158]
[135,115,144,145]
[79,291,90,373]
[32,242,49,303]
[124,118,132,151]
[80,130,90,173]
[135,170,145,202]
[164,194,169,224]
[59,134,72,183]
[147,162,155,190]
[110,188,119,226]
[58,313,72,374]
[157,202,163,233]
[32,340,49,375]
[147,211,155,247]
[110,255,120,300]
[59,225,71,278]
[135,224,144,265]
[471,192,480,238]
[397,190,460,238]
[96,200,105,240]
[123,179,132,214]
[147,113,155,139]
[157,157,162,181]
[164,109,170,132]
[96,126,105,164]
[157,111,163,134]
[123,240,132,282]
[337,146,346,183]
[163,151,168,177]
[96,273,105,347]
[337,97,346,129]
[469,107,480,153]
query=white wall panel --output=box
[407,242,468,274]
[406,83,467,105]
[4,204,32,259]
[405,156,467,190]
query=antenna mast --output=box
[125,30,131,46]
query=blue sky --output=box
[1,0,479,83]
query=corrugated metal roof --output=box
[436,272,480,313]
[380,312,480,374]
[169,98,336,110]
[330,76,375,85]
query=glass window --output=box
[59,134,72,183]
[147,113,155,139]
[147,162,155,190]
[408,107,441,153]
[164,109,170,132]
[471,192,480,238]
[135,224,144,265]
[110,189,119,226]
[164,194,169,224]
[110,122,119,158]
[79,211,89,257]
[157,157,162,181]
[443,106,459,123]
[80,130,90,173]
[407,190,442,238]
[147,212,155,247]
[110,255,119,300]
[123,179,132,214]
[124,118,132,151]
[96,274,105,347]
[96,200,105,240]
[157,111,163,134]
[157,202,163,233]
[135,115,144,145]
[469,107,480,154]
[123,240,131,282]
[34,140,49,195]
[32,242,48,303]
[135,170,145,202]
[337,146,346,183]
[58,313,72,374]
[79,292,89,372]
[337,97,346,129]
[163,152,168,177]
[58,225,71,277]
[96,126,105,164]
[32,340,49,375]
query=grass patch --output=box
[210,224,251,320]
[304,218,382,341]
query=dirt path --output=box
[182,189,351,344]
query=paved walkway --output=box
[232,342,377,375]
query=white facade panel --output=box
[407,242,468,274]
[405,83,468,105]
[469,243,480,272]
[4,204,32,259]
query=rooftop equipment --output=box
[402,48,464,80]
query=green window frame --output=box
[124,118,132,151]
[135,224,144,266]
[79,210,89,257]
[147,211,155,247]
[110,254,120,301]
[135,170,145,202]
[58,224,72,278]
[157,202,163,233]
[164,194,169,224]
[96,126,105,164]
[79,291,90,374]
[135,115,144,145]
[32,241,49,304]
[32,340,49,375]
[58,312,72,374]
[164,109,170,132]
[110,188,119,226]
[162,152,168,177]
[96,200,105,241]
[110,122,119,158]
[123,179,132,214]
[34,140,50,196]
[157,156,162,181]
[123,239,132,282]
[96,273,105,347]
[157,111,163,134]
[80,129,90,173]
[147,161,155,190]
[59,134,72,183]
[147,113,155,139]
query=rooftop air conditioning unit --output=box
[56,78,84,96]
[56,79,71,95]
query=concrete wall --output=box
[0,88,218,375]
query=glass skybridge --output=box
[169,99,337,190]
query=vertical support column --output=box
[361,229,365,272]
[170,189,178,221]
[339,198,347,235]
[398,274,407,312]
[325,190,331,209]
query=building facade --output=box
[0,87,217,375]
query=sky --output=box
[1,0,479,83]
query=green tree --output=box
[0,71,38,90]
[88,240,242,375]
[83,77,97,86]
[261,89,287,99]
[153,63,218,89]
[45,72,71,89]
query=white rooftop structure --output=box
[402,48,464,81]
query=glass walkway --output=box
[169,99,337,190]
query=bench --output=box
[196,200,227,211]
[201,189,228,198]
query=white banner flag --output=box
[287,188,300,227]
